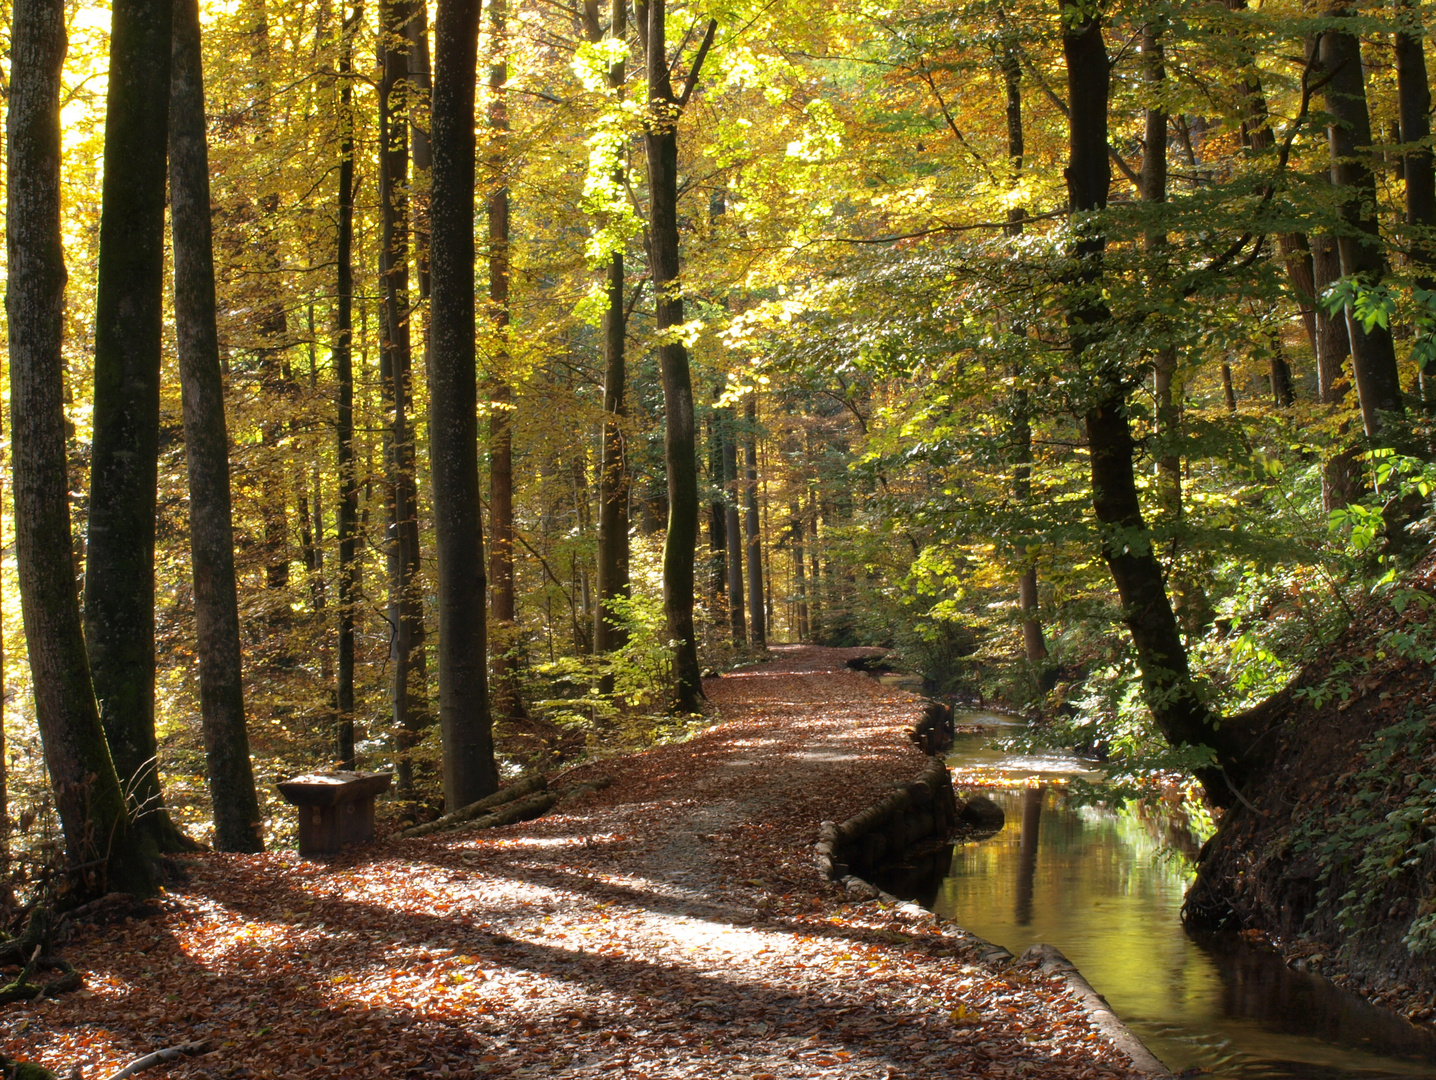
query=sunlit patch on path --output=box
[5,645,1142,1079]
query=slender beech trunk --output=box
[8,0,157,895]
[790,503,809,641]
[408,1,433,306]
[707,413,726,607]
[487,0,525,721]
[1319,12,1405,438]
[85,0,191,852]
[1062,0,1239,804]
[1396,0,1436,284]
[334,2,361,769]
[429,0,497,807]
[1225,0,1321,362]
[170,0,261,851]
[1270,335,1296,406]
[743,395,766,650]
[722,424,744,647]
[591,0,631,660]
[1142,19,1214,636]
[1278,234,1321,355]
[379,0,427,787]
[640,0,715,711]
[1311,234,1353,402]
[1001,41,1047,666]
[594,246,631,656]
[808,491,822,639]
[1395,0,1436,430]
[245,0,292,634]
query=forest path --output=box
[15,646,1143,1080]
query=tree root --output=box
[0,908,82,1004]
[0,1052,58,1080]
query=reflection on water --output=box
[931,725,1436,1079]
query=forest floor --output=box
[6,645,1146,1079]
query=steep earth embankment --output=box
[1188,555,1436,1021]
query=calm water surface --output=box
[928,721,1436,1079]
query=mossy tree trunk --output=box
[429,0,498,809]
[7,0,157,897]
[170,0,262,852]
[84,0,195,854]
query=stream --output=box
[923,710,1436,1079]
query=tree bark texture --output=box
[1396,0,1436,286]
[743,395,766,650]
[1003,38,1046,666]
[1311,233,1352,403]
[1318,13,1405,437]
[591,0,630,660]
[428,0,498,808]
[170,0,262,852]
[334,2,361,770]
[407,0,433,303]
[85,0,188,852]
[7,0,157,896]
[642,0,709,711]
[379,0,427,788]
[790,504,809,641]
[1062,0,1241,803]
[721,424,744,647]
[487,0,525,722]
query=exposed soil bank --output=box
[4,644,1143,1078]
[1188,554,1436,1025]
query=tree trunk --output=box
[170,0,262,852]
[1002,40,1047,666]
[7,0,157,895]
[641,0,710,711]
[1278,234,1320,356]
[707,412,726,607]
[743,395,766,650]
[1311,234,1353,403]
[335,2,361,770]
[1395,0,1436,436]
[379,0,427,788]
[807,490,822,640]
[408,0,433,305]
[85,0,192,853]
[1269,336,1296,406]
[590,0,630,661]
[1319,12,1405,438]
[487,0,525,722]
[722,425,744,647]
[1396,0,1436,286]
[429,0,497,808]
[1062,0,1239,804]
[790,503,809,641]
[244,0,292,638]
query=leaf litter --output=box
[4,645,1145,1079]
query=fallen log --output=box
[450,791,560,834]
[101,1041,210,1080]
[401,774,547,838]
[556,775,614,807]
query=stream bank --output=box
[921,710,1436,1078]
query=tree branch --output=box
[677,19,717,110]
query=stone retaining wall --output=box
[815,755,957,882]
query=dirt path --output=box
[10,646,1144,1079]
